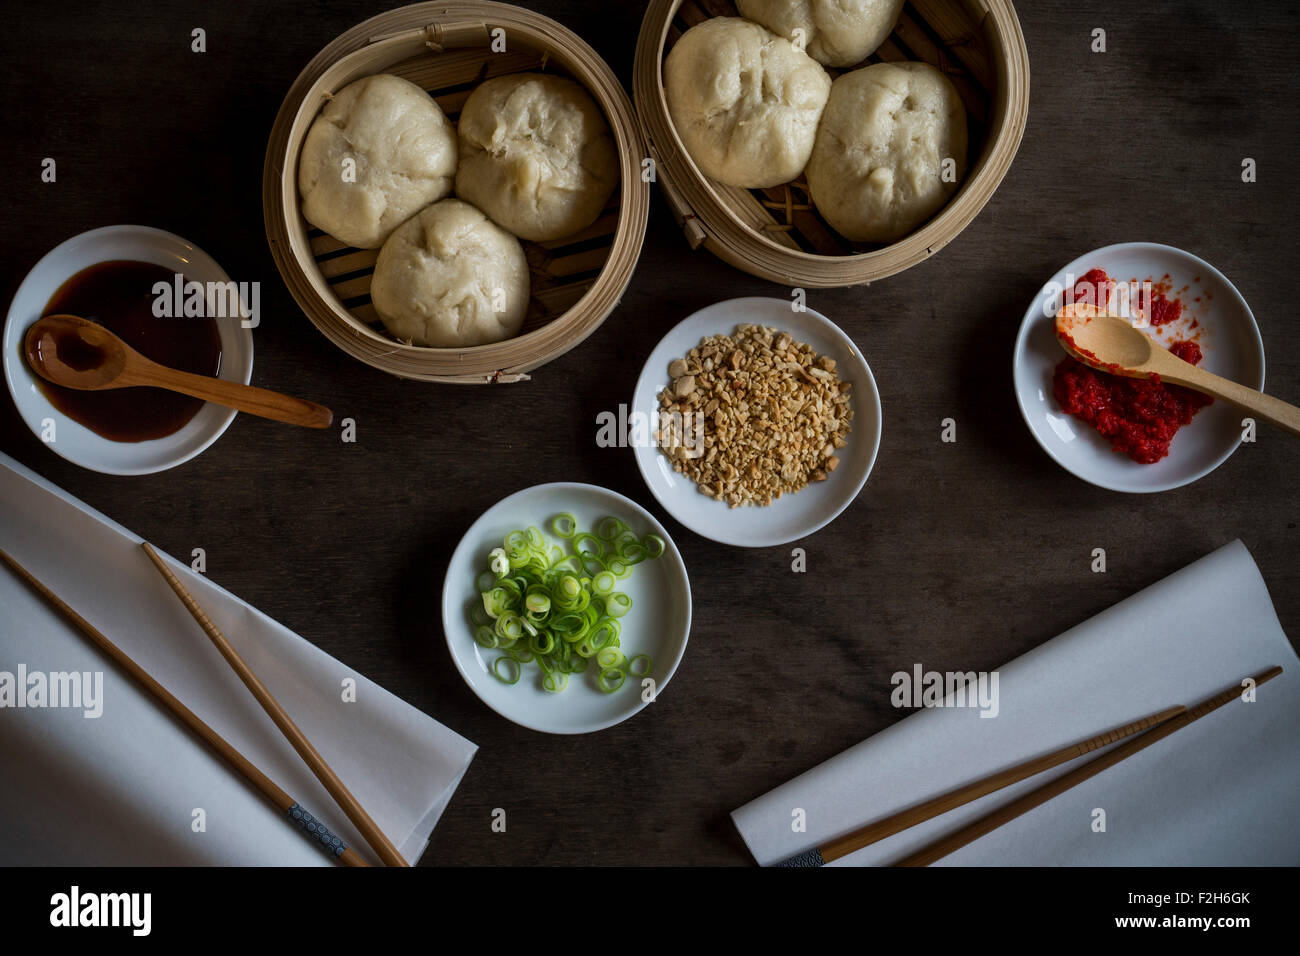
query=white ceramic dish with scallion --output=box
[441,482,691,735]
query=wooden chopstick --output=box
[139,542,408,868]
[776,703,1185,866]
[892,666,1283,866]
[0,547,368,867]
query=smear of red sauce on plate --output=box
[1054,269,1212,464]
[1149,292,1182,327]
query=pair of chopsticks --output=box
[776,665,1283,867]
[0,543,406,868]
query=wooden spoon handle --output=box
[123,362,333,429]
[1165,364,1300,438]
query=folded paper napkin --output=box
[733,540,1300,865]
[0,451,476,865]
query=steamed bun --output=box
[737,0,904,68]
[664,18,830,189]
[455,73,618,242]
[806,61,967,243]
[298,74,457,249]
[370,199,529,348]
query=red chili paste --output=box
[1053,270,1212,464]
[1071,268,1111,307]
[1149,292,1182,327]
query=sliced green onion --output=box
[598,667,626,693]
[573,532,602,559]
[555,574,582,604]
[489,547,511,576]
[469,515,664,694]
[587,618,618,650]
[482,589,505,619]
[552,614,585,640]
[552,554,583,574]
[495,611,523,642]
[596,647,628,670]
[606,592,633,618]
[493,657,521,685]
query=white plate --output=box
[1014,242,1265,493]
[4,225,254,475]
[632,297,882,547]
[441,482,691,735]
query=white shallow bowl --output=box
[442,482,691,735]
[4,225,254,475]
[1014,242,1265,493]
[632,297,882,547]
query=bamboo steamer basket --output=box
[264,2,650,383]
[633,0,1030,288]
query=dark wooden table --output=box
[3,1,1296,865]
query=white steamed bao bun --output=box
[370,199,530,348]
[297,73,458,250]
[455,73,619,242]
[737,0,904,68]
[664,17,831,189]
[806,61,967,244]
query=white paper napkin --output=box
[0,451,476,865]
[732,540,1300,865]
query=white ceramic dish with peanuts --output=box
[632,297,882,547]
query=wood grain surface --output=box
[2,0,1296,866]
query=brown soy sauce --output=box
[36,260,223,442]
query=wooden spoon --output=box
[1055,303,1300,438]
[25,314,333,429]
